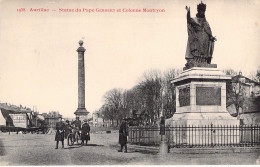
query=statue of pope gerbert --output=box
[185,2,217,69]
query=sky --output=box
[0,0,259,118]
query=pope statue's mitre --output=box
[197,1,206,11]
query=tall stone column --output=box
[74,40,89,120]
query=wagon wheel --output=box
[67,133,74,146]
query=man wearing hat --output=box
[81,119,90,146]
[72,116,81,130]
[64,120,73,139]
[118,118,128,153]
[55,118,65,149]
[71,116,81,140]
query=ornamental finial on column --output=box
[77,40,86,52]
[79,40,83,47]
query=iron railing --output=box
[128,125,260,148]
[129,126,161,146]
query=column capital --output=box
[77,47,86,52]
[77,40,86,52]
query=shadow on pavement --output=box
[65,144,104,149]
[139,151,158,155]
[64,146,81,149]
[122,151,136,154]
[86,144,104,147]
[0,139,6,156]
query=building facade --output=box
[42,111,62,128]
[227,72,260,125]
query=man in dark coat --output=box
[64,120,73,139]
[71,116,81,140]
[118,118,128,153]
[72,116,81,130]
[81,119,90,146]
[55,118,65,149]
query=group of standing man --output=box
[54,116,129,153]
[55,116,90,149]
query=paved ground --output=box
[0,132,260,165]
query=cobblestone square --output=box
[0,132,259,165]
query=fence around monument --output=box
[128,125,260,148]
[129,126,161,146]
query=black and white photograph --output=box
[0,0,259,165]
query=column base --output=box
[74,108,89,121]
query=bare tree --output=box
[161,68,179,119]
[103,88,123,126]
[248,67,260,82]
[222,68,238,76]
[257,69,260,82]
[99,68,181,126]
[137,69,163,125]
[100,104,114,126]
[227,80,247,117]
[224,69,247,117]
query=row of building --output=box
[0,102,116,130]
[0,103,64,129]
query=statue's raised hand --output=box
[210,36,217,42]
[185,6,190,12]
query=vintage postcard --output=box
[0,0,260,165]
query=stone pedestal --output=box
[159,135,168,155]
[74,40,89,121]
[166,67,239,127]
[165,67,239,146]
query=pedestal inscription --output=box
[196,87,221,105]
[179,87,190,107]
